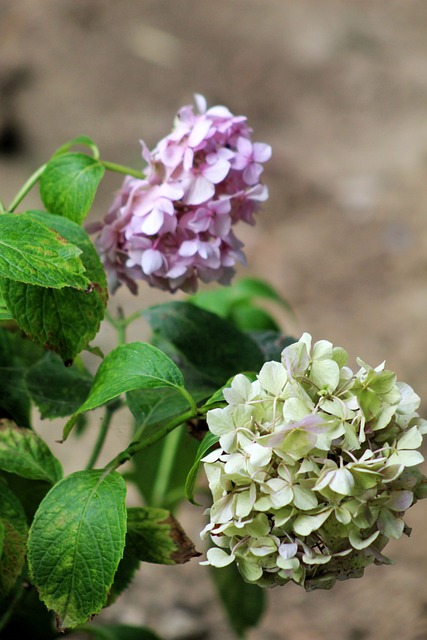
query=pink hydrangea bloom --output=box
[93,94,271,293]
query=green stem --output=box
[0,581,24,632]
[105,308,130,345]
[0,199,6,214]
[151,425,183,506]
[85,404,116,470]
[102,160,145,180]
[7,164,47,212]
[198,400,226,415]
[122,309,145,327]
[180,386,198,415]
[104,407,197,474]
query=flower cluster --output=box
[201,333,427,590]
[93,95,271,293]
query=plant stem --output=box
[0,582,24,632]
[151,425,183,507]
[102,160,145,180]
[85,404,116,470]
[7,164,47,212]
[105,307,131,345]
[104,408,197,474]
[180,386,199,415]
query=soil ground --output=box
[1,2,427,638]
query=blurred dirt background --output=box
[1,1,427,639]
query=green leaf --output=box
[229,302,280,331]
[210,562,266,638]
[80,624,161,640]
[143,302,264,387]
[129,425,199,509]
[126,507,199,565]
[185,431,219,504]
[127,386,199,459]
[0,472,51,523]
[1,212,108,364]
[0,213,89,289]
[127,387,189,429]
[0,419,63,484]
[40,152,105,224]
[0,480,28,598]
[0,304,13,321]
[190,286,233,317]
[64,342,186,440]
[0,579,58,640]
[26,351,93,419]
[191,276,294,329]
[105,547,140,607]
[0,350,32,428]
[0,327,44,428]
[149,333,219,402]
[27,469,127,630]
[249,331,296,363]
[234,277,293,308]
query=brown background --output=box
[1,1,427,638]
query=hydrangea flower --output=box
[200,333,427,590]
[92,94,271,293]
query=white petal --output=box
[205,547,235,568]
[258,361,288,396]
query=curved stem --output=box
[180,386,198,415]
[105,307,130,346]
[85,404,117,470]
[7,164,47,212]
[102,160,145,180]
[0,581,24,632]
[104,407,197,474]
[151,425,183,506]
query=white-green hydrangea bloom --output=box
[201,333,427,590]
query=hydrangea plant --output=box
[201,333,427,590]
[0,95,425,640]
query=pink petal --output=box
[142,248,164,275]
[212,214,231,237]
[183,175,215,205]
[194,94,207,114]
[206,105,234,118]
[186,208,211,233]
[243,163,263,186]
[202,158,230,184]
[236,136,253,157]
[160,182,184,201]
[140,209,164,235]
[246,184,269,202]
[253,142,272,162]
[179,240,198,257]
[188,117,212,148]
[160,142,184,168]
[183,147,194,172]
[167,262,188,278]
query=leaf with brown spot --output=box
[0,479,28,598]
[126,506,200,565]
[1,212,107,363]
